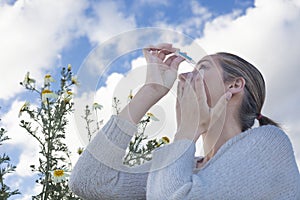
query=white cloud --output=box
[138,0,170,6]
[152,0,213,36]
[1,100,40,198]
[0,0,87,100]
[81,1,136,44]
[72,72,125,145]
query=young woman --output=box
[69,43,300,199]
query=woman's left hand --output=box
[143,43,185,99]
[174,71,232,142]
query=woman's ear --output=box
[227,77,245,94]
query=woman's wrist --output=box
[174,130,196,142]
[118,85,165,124]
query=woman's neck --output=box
[202,106,241,160]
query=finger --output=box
[158,50,169,60]
[155,43,172,50]
[176,82,182,126]
[142,48,150,56]
[178,73,189,81]
[176,99,181,128]
[165,55,177,66]
[181,73,193,99]
[143,46,156,60]
[177,80,184,99]
[144,44,173,53]
[164,55,185,70]
[211,91,232,123]
[150,49,159,56]
[158,48,178,60]
[194,70,207,106]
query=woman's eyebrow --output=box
[196,58,212,66]
[195,59,213,69]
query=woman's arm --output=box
[69,44,185,199]
[69,113,149,200]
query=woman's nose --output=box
[178,72,192,81]
[179,71,200,81]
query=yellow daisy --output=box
[93,102,103,110]
[71,76,79,85]
[22,72,36,85]
[18,101,30,117]
[42,89,58,103]
[63,90,73,102]
[146,112,159,121]
[161,136,170,144]
[128,89,133,101]
[67,64,72,71]
[44,74,55,85]
[50,169,69,183]
[77,147,84,155]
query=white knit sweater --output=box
[69,115,300,199]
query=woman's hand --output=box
[143,43,185,99]
[119,43,184,125]
[174,71,232,142]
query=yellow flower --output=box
[146,112,159,121]
[50,169,69,183]
[63,90,73,102]
[66,90,73,95]
[42,89,58,103]
[67,64,72,71]
[44,74,55,85]
[93,102,103,110]
[18,101,30,117]
[71,76,79,85]
[161,136,170,144]
[77,147,84,155]
[22,72,36,85]
[128,89,133,100]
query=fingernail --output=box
[196,72,201,80]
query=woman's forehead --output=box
[196,55,218,67]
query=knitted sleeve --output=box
[147,140,196,199]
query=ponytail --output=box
[256,114,281,128]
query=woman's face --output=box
[180,55,227,107]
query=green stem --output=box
[43,98,52,200]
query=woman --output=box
[69,43,300,199]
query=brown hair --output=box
[214,52,280,131]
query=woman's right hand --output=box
[143,43,185,99]
[119,43,184,124]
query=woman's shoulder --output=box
[217,125,294,159]
[218,125,289,152]
[248,125,291,146]
[244,125,296,159]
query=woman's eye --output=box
[199,65,207,70]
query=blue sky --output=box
[1,0,300,199]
